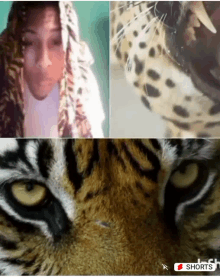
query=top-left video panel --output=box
[0,1,109,138]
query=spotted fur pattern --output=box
[111,1,220,138]
[1,138,220,275]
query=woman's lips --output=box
[38,79,53,86]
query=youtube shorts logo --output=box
[174,263,216,272]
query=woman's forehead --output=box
[24,6,61,33]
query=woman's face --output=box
[23,6,65,100]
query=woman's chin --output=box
[28,83,55,101]
[32,94,49,101]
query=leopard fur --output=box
[111,1,220,138]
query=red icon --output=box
[178,264,183,270]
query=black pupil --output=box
[26,183,34,192]
[177,162,190,174]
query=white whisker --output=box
[157,14,166,58]
[153,1,159,18]
[110,2,127,14]
[146,13,163,50]
[138,16,159,42]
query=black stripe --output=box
[200,212,220,231]
[122,141,160,182]
[186,139,195,150]
[37,140,54,179]
[47,265,54,275]
[166,139,183,156]
[107,140,126,170]
[192,139,208,150]
[32,266,41,275]
[206,248,220,259]
[0,236,17,250]
[65,140,83,193]
[56,269,62,275]
[133,140,161,172]
[1,258,33,267]
[136,182,151,198]
[0,207,35,234]
[164,168,215,230]
[24,258,36,268]
[84,140,100,178]
[0,140,34,172]
[84,186,109,202]
[149,139,161,151]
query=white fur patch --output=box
[25,140,39,172]
[158,139,177,208]
[47,139,75,221]
[0,139,18,155]
[0,261,22,275]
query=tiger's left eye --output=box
[11,182,47,207]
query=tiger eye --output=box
[170,163,199,188]
[11,182,47,206]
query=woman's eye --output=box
[22,40,34,47]
[51,39,62,46]
[11,182,47,207]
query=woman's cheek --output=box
[51,50,65,75]
[52,48,64,64]
[24,48,36,68]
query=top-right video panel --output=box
[110,1,220,138]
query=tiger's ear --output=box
[162,159,215,230]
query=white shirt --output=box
[23,73,105,138]
[24,84,59,137]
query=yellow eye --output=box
[11,182,47,207]
[170,162,199,189]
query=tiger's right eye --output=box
[170,162,199,188]
[11,182,47,207]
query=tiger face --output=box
[111,1,220,138]
[0,138,220,275]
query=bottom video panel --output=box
[0,138,220,275]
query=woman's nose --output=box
[36,46,52,70]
